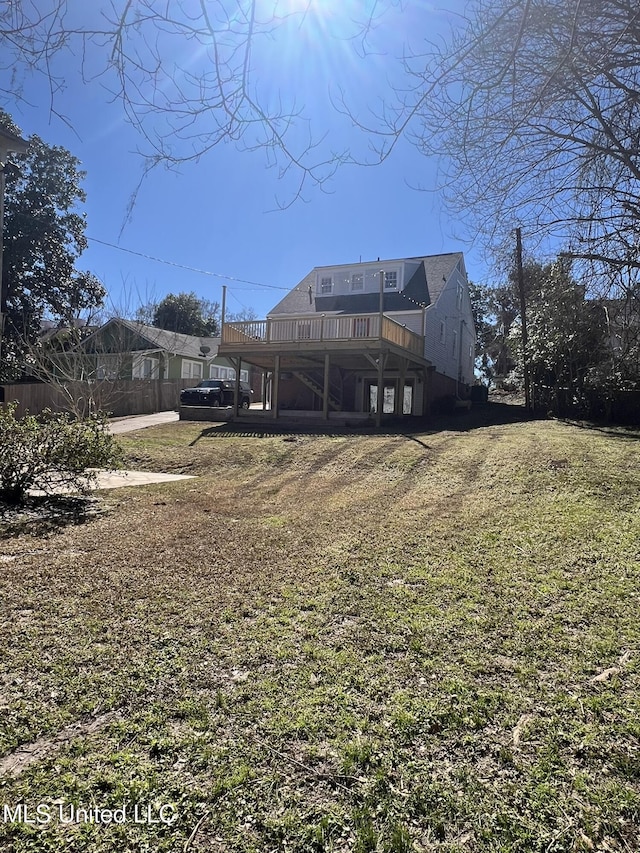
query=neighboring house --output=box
[2,318,259,419]
[65,318,251,385]
[218,252,475,421]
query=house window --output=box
[132,355,159,379]
[209,365,220,379]
[456,282,464,310]
[351,273,364,291]
[181,359,203,380]
[96,356,119,380]
[439,321,446,344]
[320,276,333,294]
[384,271,398,290]
[97,364,116,380]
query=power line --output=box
[86,236,291,291]
[227,289,252,313]
[86,236,433,308]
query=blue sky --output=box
[1,0,489,320]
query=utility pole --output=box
[515,227,532,413]
[377,268,385,427]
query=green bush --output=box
[0,403,122,504]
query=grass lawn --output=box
[0,409,639,852]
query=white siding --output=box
[315,261,416,297]
[386,310,423,335]
[424,268,475,385]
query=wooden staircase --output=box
[292,370,342,411]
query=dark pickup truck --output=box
[180,380,252,408]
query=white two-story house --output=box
[218,252,475,422]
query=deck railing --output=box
[221,313,424,356]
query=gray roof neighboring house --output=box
[118,319,220,359]
[268,253,464,316]
[77,318,220,359]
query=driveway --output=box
[108,410,180,434]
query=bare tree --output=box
[0,0,354,201]
[327,1,640,303]
[25,322,137,418]
[5,0,640,290]
[360,0,640,294]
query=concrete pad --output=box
[91,470,195,490]
[29,469,195,496]
[109,411,179,434]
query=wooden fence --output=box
[0,379,196,419]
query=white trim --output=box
[384,271,398,290]
[319,275,333,295]
[132,354,160,379]
[181,359,203,380]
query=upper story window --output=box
[317,265,403,295]
[456,282,464,310]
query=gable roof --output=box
[77,318,220,359]
[268,253,464,316]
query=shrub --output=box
[0,403,122,504]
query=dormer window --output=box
[315,265,403,295]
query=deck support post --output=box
[232,357,241,418]
[376,351,386,428]
[396,358,407,416]
[322,353,331,420]
[272,355,280,419]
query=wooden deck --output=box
[217,313,431,425]
[219,313,425,359]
